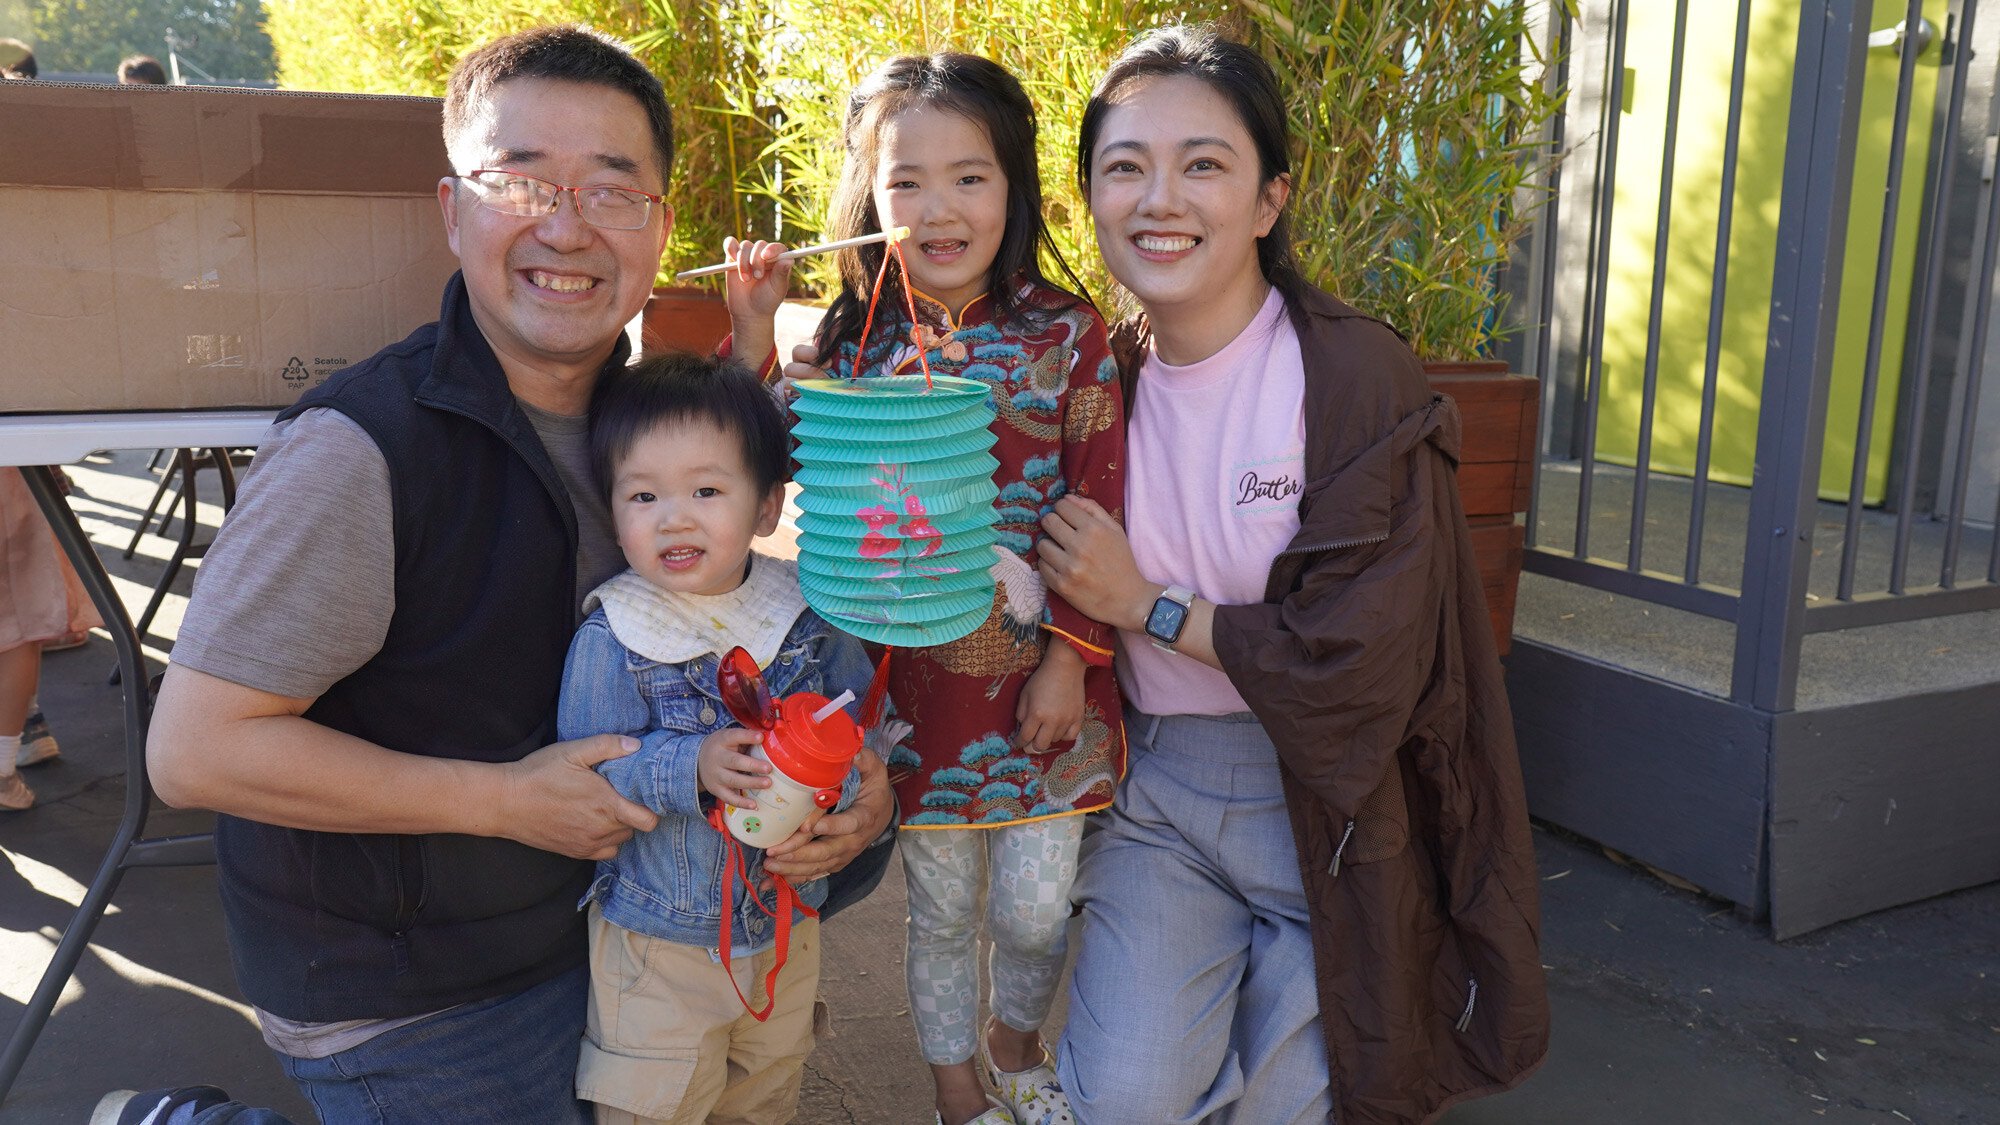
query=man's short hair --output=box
[443,25,673,192]
[0,38,36,79]
[118,55,168,84]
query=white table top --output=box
[0,411,278,467]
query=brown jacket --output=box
[1117,285,1548,1123]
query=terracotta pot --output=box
[1422,359,1537,658]
[640,286,733,357]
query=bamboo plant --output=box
[265,0,776,283]
[264,0,1570,337]
[1243,0,1572,359]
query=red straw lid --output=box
[764,694,863,788]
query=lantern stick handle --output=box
[674,227,912,281]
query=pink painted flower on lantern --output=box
[857,503,901,559]
[899,494,943,557]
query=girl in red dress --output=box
[732,51,1125,1125]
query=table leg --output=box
[0,464,195,1104]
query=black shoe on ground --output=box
[90,1085,233,1125]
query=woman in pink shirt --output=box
[1037,25,1548,1125]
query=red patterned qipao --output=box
[819,279,1127,829]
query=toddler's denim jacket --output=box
[557,605,875,952]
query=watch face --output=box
[1146,596,1188,642]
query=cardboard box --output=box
[0,81,460,413]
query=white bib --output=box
[583,553,807,668]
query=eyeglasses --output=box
[457,169,664,231]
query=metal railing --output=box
[1514,0,2000,711]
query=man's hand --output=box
[762,749,893,882]
[698,726,772,809]
[494,734,660,862]
[1015,640,1085,753]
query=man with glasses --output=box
[137,24,892,1122]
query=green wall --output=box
[1596,0,1947,505]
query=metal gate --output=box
[1509,0,2000,714]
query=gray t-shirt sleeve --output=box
[170,408,395,700]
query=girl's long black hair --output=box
[814,51,1092,366]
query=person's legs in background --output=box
[1,463,104,786]
[18,698,59,767]
[0,640,39,809]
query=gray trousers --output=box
[1057,709,1332,1125]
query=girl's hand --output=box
[722,238,790,369]
[779,342,830,389]
[698,726,771,810]
[1015,639,1085,753]
[722,237,791,321]
[1038,495,1160,634]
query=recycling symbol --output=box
[279,356,311,384]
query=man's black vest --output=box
[214,274,618,1021]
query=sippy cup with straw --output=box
[714,646,863,848]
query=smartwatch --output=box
[1144,585,1196,652]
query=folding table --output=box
[0,411,275,1103]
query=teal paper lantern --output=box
[789,375,1001,648]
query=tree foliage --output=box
[1244,0,1573,357]
[265,0,1569,352]
[264,0,763,281]
[28,0,274,79]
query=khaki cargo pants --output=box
[579,904,821,1125]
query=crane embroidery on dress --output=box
[921,545,1045,700]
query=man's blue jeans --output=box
[276,965,591,1124]
[178,965,588,1124]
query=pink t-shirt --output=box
[1120,288,1307,716]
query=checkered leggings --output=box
[899,816,1085,1066]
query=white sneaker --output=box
[935,1104,1017,1125]
[18,711,59,768]
[981,1034,1073,1125]
[0,772,34,811]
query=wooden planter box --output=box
[640,286,733,356]
[1424,362,1537,657]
